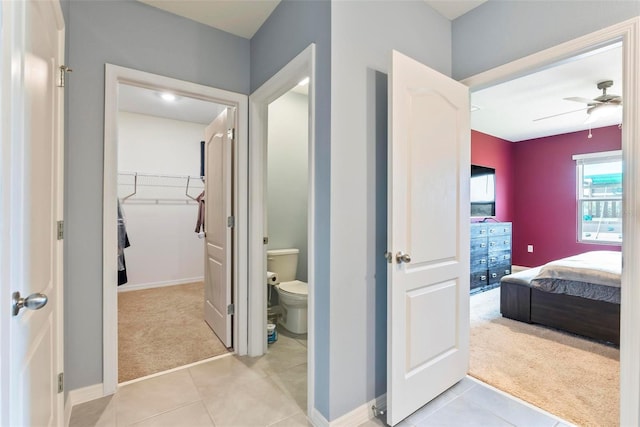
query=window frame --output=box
[573,150,622,245]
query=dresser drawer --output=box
[488,250,511,267]
[471,223,488,238]
[487,222,512,236]
[471,256,488,272]
[470,271,488,290]
[489,265,512,285]
[488,235,511,251]
[471,237,488,256]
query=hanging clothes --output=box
[117,200,131,286]
[195,190,205,233]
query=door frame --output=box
[102,65,248,394]
[248,44,316,415]
[462,17,640,425]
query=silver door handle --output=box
[396,252,411,264]
[12,291,48,316]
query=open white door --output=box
[203,108,234,347]
[387,50,470,426]
[2,0,65,425]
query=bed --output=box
[500,251,621,345]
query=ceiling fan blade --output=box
[533,107,589,122]
[563,96,601,104]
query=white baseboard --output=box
[117,277,204,292]
[65,383,106,426]
[310,394,387,427]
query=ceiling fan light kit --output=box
[585,102,621,124]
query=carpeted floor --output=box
[470,287,619,427]
[118,282,229,383]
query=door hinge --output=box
[57,65,72,88]
[263,237,269,245]
[227,128,235,141]
[57,221,64,240]
[227,303,235,315]
[227,216,235,228]
[57,373,64,393]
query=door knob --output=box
[12,291,48,316]
[396,252,412,264]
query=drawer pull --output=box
[489,257,497,262]
[489,229,495,233]
[489,242,496,246]
[504,240,509,244]
[480,243,486,248]
[505,270,511,275]
[480,229,486,234]
[480,275,487,281]
[491,273,498,278]
[480,259,486,264]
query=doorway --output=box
[248,44,316,417]
[103,65,249,394]
[115,83,231,383]
[462,22,639,426]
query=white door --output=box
[2,0,65,426]
[203,108,234,347]
[387,50,470,426]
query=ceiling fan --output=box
[534,80,623,123]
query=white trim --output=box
[103,65,248,395]
[116,277,204,292]
[572,150,622,161]
[463,17,640,426]
[248,44,316,417]
[308,394,387,427]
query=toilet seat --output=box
[278,280,308,296]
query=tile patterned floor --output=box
[70,331,570,427]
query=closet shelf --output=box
[118,172,204,203]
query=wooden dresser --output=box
[470,222,512,293]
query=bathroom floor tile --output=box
[131,401,214,427]
[269,412,313,426]
[415,396,513,427]
[114,369,201,425]
[269,363,308,411]
[69,395,116,427]
[202,375,302,426]
[189,353,268,396]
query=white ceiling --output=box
[118,84,227,125]
[137,0,280,39]
[472,43,623,142]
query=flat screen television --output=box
[471,165,496,217]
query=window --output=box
[573,150,622,244]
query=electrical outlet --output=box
[527,245,534,253]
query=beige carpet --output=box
[118,282,229,383]
[470,287,619,427]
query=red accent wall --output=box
[471,126,622,267]
[471,130,514,222]
[511,125,622,267]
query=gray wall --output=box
[267,92,309,281]
[250,0,332,416]
[453,0,640,80]
[329,1,451,419]
[63,0,249,393]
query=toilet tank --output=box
[267,248,299,282]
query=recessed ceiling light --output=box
[297,77,310,86]
[161,92,176,102]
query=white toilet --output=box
[267,248,308,334]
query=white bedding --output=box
[530,251,622,303]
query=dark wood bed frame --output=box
[500,280,620,345]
